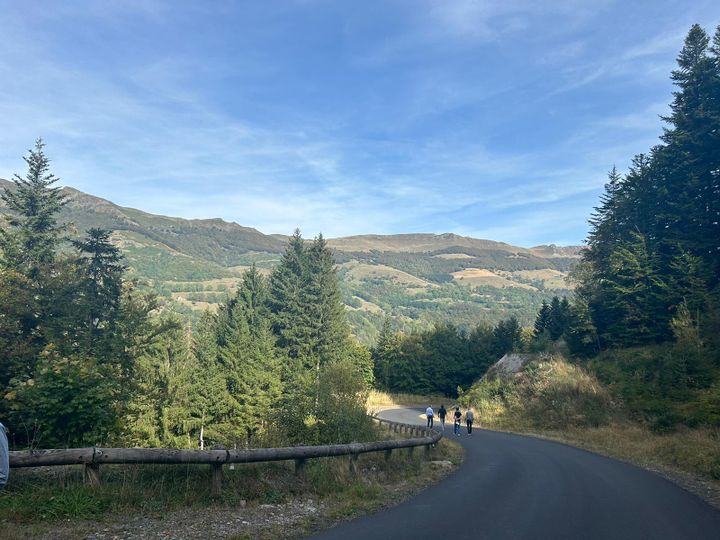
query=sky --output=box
[1,1,719,247]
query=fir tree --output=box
[71,228,126,355]
[534,301,551,337]
[0,139,67,279]
[215,268,282,446]
[372,318,400,388]
[548,296,569,341]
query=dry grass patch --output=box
[451,268,535,290]
[502,269,572,290]
[367,390,458,413]
[344,263,433,288]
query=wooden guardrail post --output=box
[424,444,431,458]
[349,453,359,473]
[407,446,415,458]
[295,458,306,476]
[84,462,100,487]
[212,463,223,496]
[384,449,392,461]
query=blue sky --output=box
[1,1,719,246]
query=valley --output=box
[0,179,580,343]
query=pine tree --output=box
[0,140,68,411]
[190,310,229,449]
[124,318,198,448]
[0,139,67,279]
[576,25,720,349]
[215,268,282,446]
[548,296,568,341]
[602,232,671,345]
[71,228,126,356]
[268,229,312,371]
[493,317,521,357]
[565,296,600,357]
[659,24,720,283]
[304,233,352,368]
[373,318,400,388]
[534,301,551,337]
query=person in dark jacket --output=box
[438,404,447,431]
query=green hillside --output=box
[0,178,580,342]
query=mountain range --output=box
[0,178,583,343]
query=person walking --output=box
[453,406,462,436]
[0,422,8,490]
[465,408,474,435]
[425,406,434,428]
[438,404,447,431]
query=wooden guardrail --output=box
[9,416,442,494]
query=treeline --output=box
[372,317,522,396]
[569,24,720,356]
[526,25,720,429]
[0,143,371,449]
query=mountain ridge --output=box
[1,178,582,342]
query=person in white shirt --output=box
[425,406,434,428]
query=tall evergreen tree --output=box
[0,139,67,279]
[547,296,569,341]
[372,318,400,388]
[304,233,352,368]
[215,268,282,446]
[493,317,521,357]
[268,229,311,371]
[534,301,551,337]
[71,228,126,356]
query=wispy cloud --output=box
[1,1,718,246]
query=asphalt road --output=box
[309,408,720,540]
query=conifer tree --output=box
[493,317,521,357]
[373,318,400,388]
[190,310,229,449]
[124,318,198,448]
[304,233,352,368]
[71,228,126,355]
[268,229,312,371]
[0,140,69,412]
[215,268,282,445]
[534,301,551,337]
[548,296,568,341]
[0,139,67,278]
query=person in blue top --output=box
[453,407,462,436]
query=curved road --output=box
[310,408,720,540]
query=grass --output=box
[0,427,463,539]
[367,390,458,413]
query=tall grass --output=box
[366,390,458,413]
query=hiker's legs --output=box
[467,420,472,434]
